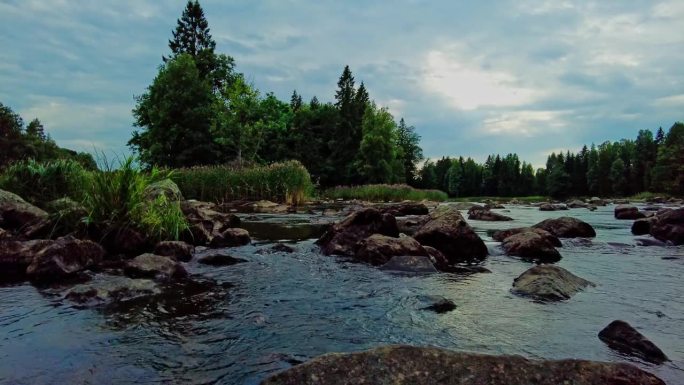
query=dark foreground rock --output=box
[261,345,664,385]
[355,234,427,265]
[316,208,398,256]
[413,206,487,264]
[0,239,53,281]
[599,320,669,364]
[632,218,655,236]
[512,265,594,301]
[197,254,247,266]
[422,297,456,313]
[467,209,512,221]
[209,228,251,248]
[379,255,437,273]
[124,253,187,281]
[649,207,684,245]
[154,241,194,262]
[501,231,562,263]
[615,205,646,220]
[26,236,104,282]
[533,217,596,238]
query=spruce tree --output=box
[331,65,358,184]
[290,90,303,112]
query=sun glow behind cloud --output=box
[422,49,537,110]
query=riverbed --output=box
[0,203,682,384]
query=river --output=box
[0,203,682,384]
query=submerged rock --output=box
[154,241,194,262]
[316,208,398,256]
[467,209,513,221]
[501,231,562,263]
[197,254,248,266]
[649,207,684,245]
[512,265,594,301]
[209,228,251,248]
[0,188,50,237]
[261,345,664,385]
[615,205,646,220]
[65,275,160,307]
[533,217,596,238]
[26,236,104,282]
[379,255,437,273]
[422,297,457,313]
[599,320,669,364]
[413,206,487,264]
[124,253,187,281]
[355,234,427,265]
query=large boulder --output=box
[649,207,684,245]
[181,200,241,245]
[154,241,194,262]
[261,345,664,385]
[0,189,50,237]
[316,208,398,256]
[143,179,183,202]
[124,253,187,281]
[599,320,668,364]
[615,205,646,220]
[501,231,562,263]
[468,209,512,221]
[631,218,655,236]
[354,234,427,265]
[512,265,594,301]
[379,255,438,273]
[492,227,562,247]
[533,217,596,238]
[413,206,487,264]
[0,239,52,282]
[26,236,104,282]
[208,228,251,248]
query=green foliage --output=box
[324,184,447,202]
[84,157,188,242]
[173,160,314,205]
[0,158,91,206]
[652,122,684,194]
[396,118,423,185]
[354,104,397,184]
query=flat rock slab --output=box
[512,265,594,301]
[599,320,669,364]
[261,345,664,385]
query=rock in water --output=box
[0,239,53,282]
[649,207,684,245]
[26,236,104,282]
[533,217,596,238]
[615,205,646,220]
[261,345,664,385]
[197,254,247,266]
[209,228,251,248]
[501,231,562,263]
[422,297,457,313]
[467,209,513,221]
[154,241,194,261]
[181,200,241,245]
[413,206,487,264]
[0,189,50,237]
[598,320,669,364]
[380,202,429,216]
[632,218,654,236]
[379,255,437,273]
[355,234,427,265]
[492,227,562,247]
[124,253,187,281]
[316,208,398,256]
[512,265,594,301]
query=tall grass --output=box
[84,157,188,242]
[324,184,448,202]
[0,158,92,206]
[174,160,314,205]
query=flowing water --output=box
[1,204,683,384]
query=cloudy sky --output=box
[1,0,682,167]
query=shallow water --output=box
[1,204,683,384]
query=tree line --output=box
[0,103,96,170]
[417,123,684,198]
[130,1,423,187]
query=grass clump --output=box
[173,160,314,205]
[84,157,188,242]
[0,158,92,206]
[324,184,448,202]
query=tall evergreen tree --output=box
[290,90,303,112]
[396,118,423,186]
[330,65,358,184]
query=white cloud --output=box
[481,110,569,137]
[653,94,684,107]
[421,49,538,110]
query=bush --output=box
[174,160,314,205]
[84,157,188,242]
[0,158,92,206]
[324,184,448,202]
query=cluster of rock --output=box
[631,207,684,245]
[316,205,487,273]
[467,205,512,221]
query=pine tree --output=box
[26,118,46,141]
[309,96,320,110]
[655,127,665,146]
[290,90,303,112]
[330,65,358,184]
